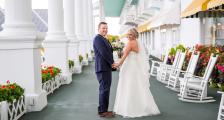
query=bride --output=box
[113,28,160,118]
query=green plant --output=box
[169,44,186,57]
[79,55,83,63]
[0,81,24,103]
[209,80,218,88]
[176,44,186,52]
[169,48,176,56]
[68,60,74,69]
[86,53,89,59]
[91,50,95,57]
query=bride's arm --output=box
[116,42,132,67]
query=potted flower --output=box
[68,60,74,69]
[0,81,24,103]
[42,66,62,94]
[42,66,61,83]
[167,44,186,65]
[0,81,25,120]
[79,55,83,63]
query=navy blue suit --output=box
[93,34,114,113]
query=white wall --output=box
[180,19,201,47]
[204,18,213,45]
[151,29,162,58]
[180,0,202,47]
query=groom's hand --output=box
[112,63,116,68]
[112,63,119,68]
[111,63,117,71]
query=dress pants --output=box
[96,71,112,113]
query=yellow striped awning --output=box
[207,0,224,9]
[181,0,211,18]
[137,21,150,33]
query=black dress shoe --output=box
[98,112,115,118]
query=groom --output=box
[93,22,115,118]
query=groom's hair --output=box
[98,22,107,29]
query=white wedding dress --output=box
[113,40,160,118]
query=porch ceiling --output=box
[104,0,125,17]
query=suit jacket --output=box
[93,34,114,73]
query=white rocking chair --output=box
[167,52,200,92]
[217,91,224,120]
[157,51,184,84]
[156,51,180,82]
[150,52,169,76]
[179,54,218,103]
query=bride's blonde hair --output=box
[128,28,139,38]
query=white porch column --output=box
[63,0,80,72]
[82,0,89,65]
[90,1,95,38]
[151,31,154,50]
[86,0,94,61]
[1,0,35,35]
[99,0,105,22]
[44,0,72,84]
[0,0,47,112]
[75,0,88,66]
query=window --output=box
[215,18,224,45]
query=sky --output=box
[0,0,121,35]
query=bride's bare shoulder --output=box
[128,40,137,45]
[129,40,139,53]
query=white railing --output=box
[42,74,66,95]
[0,102,2,120]
[0,96,26,120]
[69,65,76,73]
[74,61,83,74]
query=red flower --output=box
[1,85,6,89]
[10,85,15,89]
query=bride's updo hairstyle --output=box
[128,28,139,38]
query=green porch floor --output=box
[21,62,221,120]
